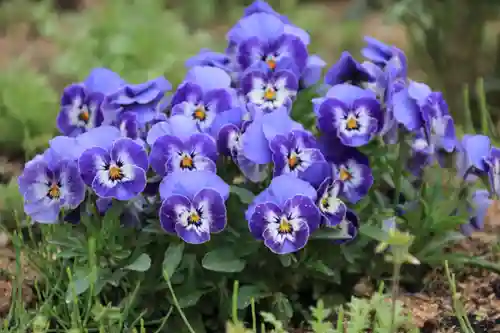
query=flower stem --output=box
[390,259,402,333]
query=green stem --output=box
[389,260,401,333]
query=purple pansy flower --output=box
[57,84,105,137]
[456,134,491,180]
[240,108,303,165]
[107,76,171,126]
[461,189,492,236]
[83,67,126,95]
[407,129,433,176]
[78,138,148,201]
[317,84,382,147]
[330,209,359,244]
[392,81,431,132]
[241,62,299,114]
[159,170,229,244]
[247,175,321,254]
[361,36,408,79]
[228,12,308,73]
[269,129,329,187]
[149,127,218,176]
[117,112,140,140]
[421,92,456,153]
[171,66,240,134]
[18,150,85,223]
[485,147,500,197]
[185,49,233,73]
[320,138,373,203]
[218,121,269,182]
[316,178,347,227]
[324,52,374,87]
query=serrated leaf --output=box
[202,250,245,273]
[163,242,185,279]
[124,253,151,272]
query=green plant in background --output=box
[0,60,59,157]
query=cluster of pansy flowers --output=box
[17,0,490,255]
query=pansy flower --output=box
[317,84,382,147]
[324,52,374,87]
[319,137,373,204]
[78,138,148,201]
[241,62,299,114]
[330,209,359,244]
[107,76,171,126]
[316,178,347,227]
[460,189,492,236]
[159,170,229,244]
[228,12,308,73]
[361,36,408,78]
[171,66,240,134]
[218,120,269,182]
[421,92,456,153]
[485,147,500,197]
[247,175,321,254]
[392,81,431,132]
[57,84,105,137]
[18,149,85,223]
[149,117,218,176]
[455,134,491,180]
[269,129,330,187]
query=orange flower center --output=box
[288,154,300,170]
[339,167,352,182]
[346,117,358,130]
[48,183,61,199]
[108,165,123,181]
[79,110,90,123]
[180,155,194,169]
[266,58,276,70]
[264,88,276,101]
[193,107,207,121]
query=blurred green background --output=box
[0,0,499,223]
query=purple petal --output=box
[170,82,203,107]
[110,138,149,171]
[84,68,126,95]
[301,55,326,88]
[241,120,272,164]
[159,170,229,201]
[392,88,423,131]
[149,135,184,175]
[317,178,346,227]
[58,160,85,208]
[185,66,232,91]
[249,201,281,240]
[283,194,321,232]
[160,194,191,234]
[267,175,317,206]
[227,12,284,45]
[317,98,348,134]
[325,83,375,105]
[193,188,227,233]
[78,147,110,186]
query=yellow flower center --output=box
[108,165,124,181]
[188,212,201,225]
[79,110,90,123]
[288,153,300,170]
[339,167,352,182]
[48,183,61,199]
[320,197,329,209]
[278,217,292,234]
[264,88,276,101]
[193,107,207,121]
[346,117,358,130]
[180,155,194,169]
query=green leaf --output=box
[358,224,387,242]
[279,254,292,267]
[417,232,466,258]
[230,186,255,204]
[66,275,90,303]
[202,250,246,273]
[177,289,207,308]
[273,294,293,322]
[125,253,151,272]
[237,285,267,310]
[163,242,185,279]
[310,225,351,240]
